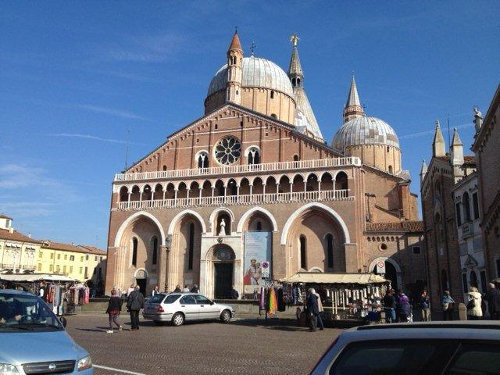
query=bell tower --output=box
[226,31,243,105]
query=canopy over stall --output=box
[0,274,77,282]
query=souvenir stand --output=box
[0,273,78,316]
[280,272,390,326]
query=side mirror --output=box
[60,316,67,328]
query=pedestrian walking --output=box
[190,284,199,293]
[396,289,411,322]
[306,288,322,332]
[313,289,325,330]
[466,286,483,320]
[127,285,144,330]
[441,290,455,321]
[484,282,500,319]
[126,283,135,296]
[106,289,123,333]
[420,290,431,321]
[383,289,396,323]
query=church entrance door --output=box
[214,263,233,299]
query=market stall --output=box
[0,273,83,315]
[280,272,390,326]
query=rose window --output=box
[214,136,241,165]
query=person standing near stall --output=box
[127,285,144,331]
[306,288,321,332]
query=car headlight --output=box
[0,363,20,375]
[77,356,92,371]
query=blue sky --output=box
[1,1,498,249]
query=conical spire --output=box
[346,74,361,108]
[288,34,303,85]
[420,159,428,184]
[343,74,365,123]
[432,120,446,157]
[450,127,464,180]
[451,127,463,146]
[227,31,242,53]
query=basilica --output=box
[105,32,426,299]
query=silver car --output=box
[0,289,93,375]
[311,321,500,374]
[143,292,235,326]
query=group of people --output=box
[441,281,500,321]
[105,285,145,333]
[382,289,412,323]
[172,284,199,293]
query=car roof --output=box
[0,289,35,297]
[339,321,500,342]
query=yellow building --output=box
[0,214,106,287]
[37,241,106,284]
[0,214,41,273]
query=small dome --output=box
[207,56,294,98]
[332,116,399,152]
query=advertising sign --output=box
[243,231,271,294]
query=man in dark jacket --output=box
[127,285,144,330]
[306,288,321,332]
[485,282,500,319]
[383,289,396,323]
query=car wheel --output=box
[172,312,185,326]
[220,309,231,323]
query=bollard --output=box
[458,302,467,320]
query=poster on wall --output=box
[243,231,271,294]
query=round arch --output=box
[237,206,278,233]
[133,268,149,279]
[167,209,207,235]
[280,203,350,245]
[369,256,402,289]
[114,211,166,247]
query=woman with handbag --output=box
[106,289,123,333]
[466,286,483,320]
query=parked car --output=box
[310,321,500,375]
[142,292,234,326]
[0,289,93,374]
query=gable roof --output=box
[0,228,41,244]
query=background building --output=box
[0,214,106,290]
[0,214,40,273]
[472,85,500,282]
[105,32,426,299]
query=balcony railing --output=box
[117,189,353,211]
[114,157,362,182]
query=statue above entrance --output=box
[219,218,226,236]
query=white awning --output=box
[280,272,388,285]
[0,274,77,282]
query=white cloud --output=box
[78,104,150,121]
[50,133,127,144]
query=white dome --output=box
[332,116,399,152]
[207,56,294,98]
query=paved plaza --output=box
[66,314,341,375]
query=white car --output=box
[310,321,500,374]
[142,293,234,326]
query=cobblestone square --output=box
[66,314,340,375]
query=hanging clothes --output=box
[267,287,277,316]
[277,288,286,312]
[259,287,266,310]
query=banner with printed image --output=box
[243,231,271,294]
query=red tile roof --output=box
[0,228,41,243]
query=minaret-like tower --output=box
[226,31,243,105]
[343,75,365,123]
[288,34,303,89]
[432,120,446,157]
[450,128,464,182]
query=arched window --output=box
[270,90,275,99]
[463,192,471,222]
[300,235,307,269]
[132,237,138,267]
[162,165,167,171]
[326,234,334,268]
[335,172,348,190]
[388,165,393,174]
[470,270,478,288]
[119,186,128,202]
[293,155,300,162]
[248,147,260,165]
[472,192,479,219]
[152,237,158,265]
[197,152,209,169]
[188,223,194,270]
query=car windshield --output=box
[163,294,181,304]
[0,292,64,332]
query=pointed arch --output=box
[167,209,207,235]
[237,206,278,232]
[280,202,350,245]
[114,211,165,247]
